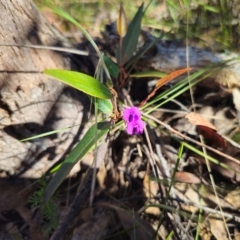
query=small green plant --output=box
[29,176,60,233]
[42,3,202,203]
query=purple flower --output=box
[123,107,145,135]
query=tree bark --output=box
[0,0,90,178]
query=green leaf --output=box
[96,98,113,114]
[117,3,144,65]
[103,56,119,78]
[43,121,110,202]
[166,0,179,24]
[44,69,112,99]
[130,71,166,78]
[125,31,164,71]
[202,5,219,13]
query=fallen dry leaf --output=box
[185,112,227,148]
[140,68,191,107]
[143,174,161,216]
[197,125,227,148]
[174,172,201,184]
[185,112,217,130]
[224,188,240,209]
[209,219,228,240]
[143,174,159,198]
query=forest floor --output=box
[1,1,240,240]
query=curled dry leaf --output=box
[185,112,227,148]
[197,125,227,148]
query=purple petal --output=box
[123,106,141,123]
[126,123,134,135]
[126,119,145,135]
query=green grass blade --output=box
[130,71,166,78]
[43,121,110,202]
[142,63,224,113]
[44,69,112,99]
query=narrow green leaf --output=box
[96,98,113,114]
[166,0,179,24]
[44,69,112,99]
[125,31,164,71]
[117,3,144,65]
[130,71,166,78]
[20,125,79,142]
[43,121,110,202]
[202,5,219,13]
[103,56,119,78]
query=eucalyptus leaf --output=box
[125,31,164,71]
[117,3,144,65]
[44,69,112,99]
[103,56,119,78]
[43,121,110,202]
[96,98,113,114]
